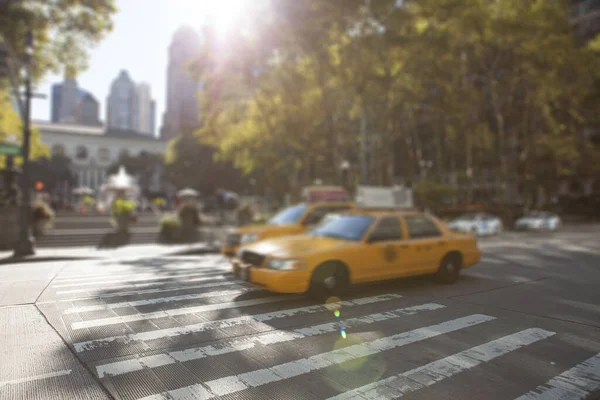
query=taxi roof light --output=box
[355,185,414,210]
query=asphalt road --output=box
[1,228,599,400]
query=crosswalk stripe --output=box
[56,275,234,295]
[63,288,256,314]
[328,328,556,400]
[57,256,227,279]
[140,314,495,399]
[53,266,230,284]
[52,270,226,289]
[95,302,445,378]
[39,281,245,304]
[71,294,298,330]
[513,353,600,400]
[73,294,401,353]
[56,260,230,281]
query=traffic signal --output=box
[35,181,44,191]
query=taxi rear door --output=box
[402,215,448,274]
[361,216,407,281]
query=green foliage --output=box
[0,90,49,167]
[177,202,201,227]
[414,181,458,211]
[191,0,600,203]
[110,198,136,229]
[236,203,254,226]
[0,0,116,83]
[165,134,245,195]
[158,214,182,243]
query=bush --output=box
[414,181,458,212]
[236,203,254,226]
[31,200,55,237]
[110,198,137,230]
[178,202,201,227]
[158,214,181,243]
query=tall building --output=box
[50,78,100,126]
[76,93,101,127]
[161,26,203,140]
[134,82,154,136]
[106,70,136,131]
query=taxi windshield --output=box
[268,204,308,225]
[310,214,374,241]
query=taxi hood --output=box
[242,234,347,259]
[235,223,304,237]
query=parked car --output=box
[515,211,561,231]
[447,212,503,236]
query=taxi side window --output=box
[405,216,442,239]
[303,206,350,226]
[368,217,403,243]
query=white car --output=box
[447,212,503,236]
[515,211,561,231]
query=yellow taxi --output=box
[232,209,481,297]
[221,201,353,257]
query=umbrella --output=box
[177,187,199,198]
[72,186,95,196]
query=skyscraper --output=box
[161,26,203,140]
[50,77,100,126]
[106,70,136,131]
[134,82,154,136]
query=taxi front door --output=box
[402,215,448,274]
[362,216,407,281]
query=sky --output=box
[31,0,256,136]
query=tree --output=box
[192,0,600,205]
[0,0,116,82]
[0,89,49,168]
[164,135,246,196]
[29,153,76,195]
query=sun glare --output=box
[178,0,253,36]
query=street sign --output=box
[0,141,21,156]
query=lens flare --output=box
[340,328,347,339]
[334,310,341,318]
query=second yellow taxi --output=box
[232,209,481,298]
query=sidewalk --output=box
[0,306,110,399]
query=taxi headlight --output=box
[240,233,259,244]
[268,258,306,271]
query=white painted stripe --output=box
[96,302,444,378]
[39,281,245,304]
[0,369,72,387]
[74,294,401,353]
[329,328,555,400]
[56,275,233,295]
[481,257,507,265]
[53,267,230,284]
[55,259,230,281]
[71,294,298,330]
[140,314,495,400]
[63,288,255,314]
[52,270,226,289]
[514,353,600,400]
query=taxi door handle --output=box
[437,241,446,247]
[398,244,409,249]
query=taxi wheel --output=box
[308,262,349,300]
[435,253,462,284]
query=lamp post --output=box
[419,159,433,180]
[340,160,350,191]
[13,30,34,257]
